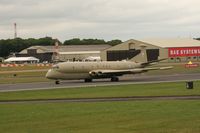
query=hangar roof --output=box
[140,38,200,48]
[20,44,111,54]
[44,45,111,52]
[59,51,100,55]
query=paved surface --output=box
[0,73,200,92]
[0,95,200,104]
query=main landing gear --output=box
[111,77,119,82]
[55,80,60,84]
[84,78,92,82]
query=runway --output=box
[0,95,200,104]
[0,73,200,92]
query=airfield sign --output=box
[185,61,199,68]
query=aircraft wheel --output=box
[55,80,60,84]
[111,77,119,82]
[84,78,92,82]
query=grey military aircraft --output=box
[46,59,172,84]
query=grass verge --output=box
[0,81,200,100]
[0,100,200,133]
[0,71,49,84]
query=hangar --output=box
[101,38,200,62]
[18,45,111,62]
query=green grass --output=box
[0,71,49,84]
[0,81,200,100]
[0,65,50,71]
[0,100,200,133]
[0,65,50,84]
[147,63,200,75]
[0,82,200,132]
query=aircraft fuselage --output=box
[46,61,141,80]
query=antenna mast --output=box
[14,23,17,38]
[52,41,60,63]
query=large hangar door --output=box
[146,49,159,61]
[107,49,141,61]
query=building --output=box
[18,45,111,62]
[101,38,200,62]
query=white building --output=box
[4,57,39,64]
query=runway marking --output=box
[0,95,200,104]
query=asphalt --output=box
[0,73,200,92]
[0,95,200,104]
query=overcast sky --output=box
[0,0,200,41]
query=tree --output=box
[63,38,82,45]
[107,39,122,46]
[0,37,59,57]
[64,38,106,45]
[82,39,106,45]
[0,37,123,58]
[63,38,122,45]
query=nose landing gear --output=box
[111,77,119,82]
[84,78,92,82]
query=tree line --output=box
[0,37,57,58]
[63,38,122,46]
[0,37,122,57]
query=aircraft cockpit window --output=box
[52,65,59,69]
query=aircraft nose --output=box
[46,69,53,79]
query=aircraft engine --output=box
[89,71,103,77]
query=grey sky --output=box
[0,0,200,41]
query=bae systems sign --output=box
[168,47,200,57]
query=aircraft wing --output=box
[140,58,167,67]
[89,66,173,77]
